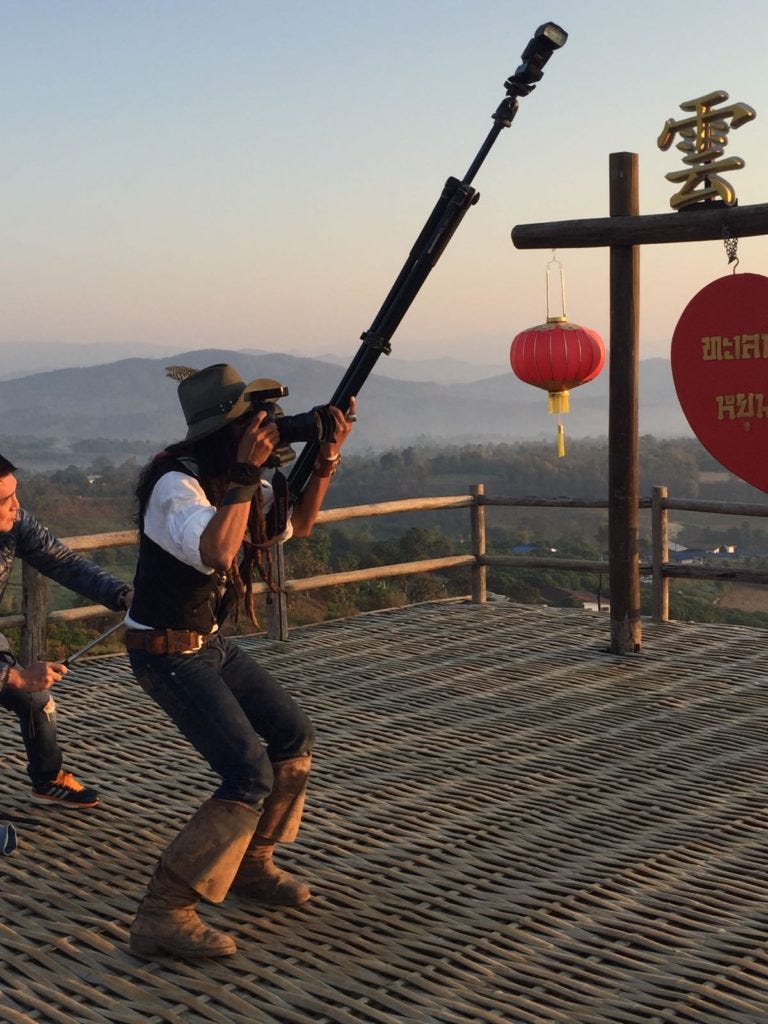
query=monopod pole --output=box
[287,22,567,503]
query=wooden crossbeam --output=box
[512,200,768,249]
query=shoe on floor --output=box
[32,770,99,809]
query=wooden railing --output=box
[3,484,768,653]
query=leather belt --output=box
[124,628,210,655]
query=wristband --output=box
[312,452,341,479]
[0,664,10,695]
[222,483,261,506]
[229,462,262,485]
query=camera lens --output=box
[276,412,319,446]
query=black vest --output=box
[131,460,236,633]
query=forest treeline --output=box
[5,435,768,655]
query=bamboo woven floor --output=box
[1,600,768,1023]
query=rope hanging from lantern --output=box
[546,249,566,322]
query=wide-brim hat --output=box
[175,363,252,443]
[171,363,288,443]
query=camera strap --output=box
[269,469,290,539]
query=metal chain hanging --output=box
[722,224,740,272]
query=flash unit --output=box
[505,22,568,98]
[536,22,568,50]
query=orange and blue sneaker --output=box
[32,770,99,810]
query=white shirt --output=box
[125,469,291,629]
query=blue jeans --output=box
[0,687,62,788]
[128,635,314,805]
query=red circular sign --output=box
[671,272,768,493]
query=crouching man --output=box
[126,363,355,959]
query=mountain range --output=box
[0,341,506,385]
[0,346,691,455]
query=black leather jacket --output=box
[0,509,131,660]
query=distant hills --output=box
[0,340,509,385]
[0,347,692,464]
[306,350,505,384]
[0,341,174,381]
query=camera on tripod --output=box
[247,383,338,468]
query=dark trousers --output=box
[128,634,314,805]
[0,687,62,788]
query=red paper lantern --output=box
[510,318,605,456]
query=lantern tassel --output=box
[557,420,565,458]
[547,390,570,415]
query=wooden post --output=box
[513,173,768,654]
[20,562,49,666]
[608,152,641,654]
[651,485,669,623]
[470,483,487,603]
[265,542,289,641]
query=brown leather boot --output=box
[130,797,260,959]
[231,754,312,906]
[231,837,311,905]
[130,862,237,959]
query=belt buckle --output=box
[180,632,205,655]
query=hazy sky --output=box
[2,0,768,370]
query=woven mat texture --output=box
[0,601,767,1023]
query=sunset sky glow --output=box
[3,0,768,371]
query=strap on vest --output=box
[269,469,290,538]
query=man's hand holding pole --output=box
[4,660,67,693]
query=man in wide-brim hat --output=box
[124,362,355,960]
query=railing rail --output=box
[3,485,768,650]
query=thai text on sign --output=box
[671,273,768,493]
[715,394,768,421]
[702,334,768,360]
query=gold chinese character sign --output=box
[658,91,756,209]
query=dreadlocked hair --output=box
[134,420,279,626]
